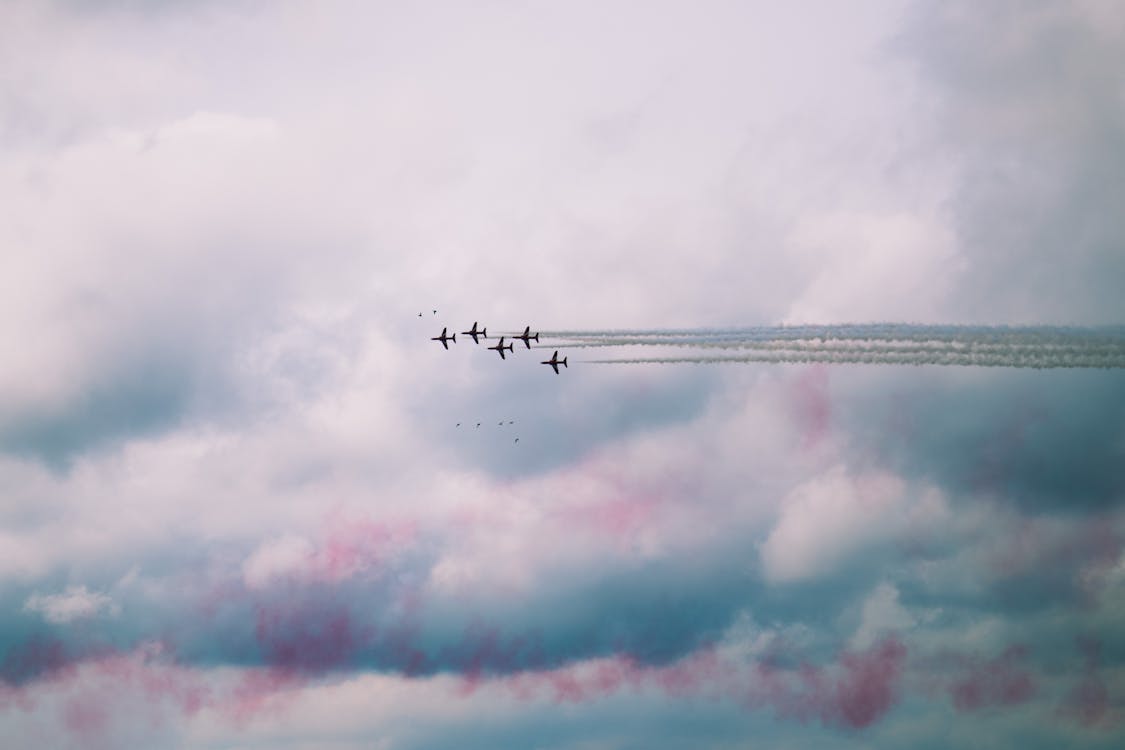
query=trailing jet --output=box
[513,326,539,349]
[461,322,487,344]
[488,336,515,360]
[431,327,456,349]
[541,350,567,374]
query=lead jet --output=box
[431,327,456,349]
[541,350,568,374]
[514,326,539,349]
[488,336,515,360]
[461,322,488,344]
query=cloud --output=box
[784,211,962,324]
[899,1,1125,323]
[241,536,315,590]
[759,466,909,584]
[947,645,1037,712]
[2,1,1123,748]
[852,583,916,650]
[0,107,373,467]
[23,585,118,625]
[841,369,1125,513]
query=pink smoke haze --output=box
[565,494,660,542]
[224,667,306,725]
[948,645,1036,712]
[467,637,906,730]
[0,636,75,687]
[254,601,370,673]
[788,366,832,450]
[449,624,548,697]
[833,638,908,727]
[1060,637,1116,728]
[1,647,292,745]
[92,647,212,717]
[968,405,1043,495]
[315,515,418,583]
[61,691,109,738]
[990,518,1122,603]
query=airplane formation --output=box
[431,322,569,374]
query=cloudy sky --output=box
[2,1,1124,747]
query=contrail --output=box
[542,324,1125,344]
[535,325,1125,369]
[535,339,1125,355]
[582,350,1125,369]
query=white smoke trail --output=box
[582,352,1125,369]
[543,324,1125,345]
[552,338,1125,356]
[527,325,1125,368]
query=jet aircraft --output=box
[488,336,515,360]
[461,322,488,344]
[541,350,568,374]
[431,327,456,349]
[514,326,539,349]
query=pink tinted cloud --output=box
[751,637,908,729]
[788,365,832,450]
[254,601,369,673]
[61,691,109,738]
[0,635,75,687]
[239,514,418,592]
[471,637,906,730]
[564,494,659,542]
[5,635,912,742]
[315,516,418,583]
[224,667,305,725]
[92,648,212,717]
[2,647,223,745]
[948,645,1036,712]
[448,623,549,697]
[989,518,1122,602]
[1060,637,1116,728]
[1064,675,1110,727]
[834,637,908,727]
[3,646,315,744]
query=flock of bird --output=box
[430,321,568,373]
[454,419,518,443]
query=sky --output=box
[1,1,1124,748]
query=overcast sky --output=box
[2,1,1124,748]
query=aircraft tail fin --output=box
[451,333,456,342]
[482,328,487,338]
[562,357,568,368]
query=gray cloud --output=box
[841,369,1125,513]
[2,1,1124,748]
[899,1,1125,323]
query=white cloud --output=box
[850,582,915,649]
[23,584,118,624]
[759,465,906,584]
[241,534,315,589]
[784,210,963,324]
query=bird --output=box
[476,422,481,428]
[514,438,519,444]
